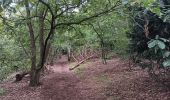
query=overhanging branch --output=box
[39,0,54,16]
[54,0,121,27]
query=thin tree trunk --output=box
[90,23,107,64]
[45,43,51,62]
[36,16,56,74]
[101,41,107,64]
[38,9,45,72]
[25,0,38,86]
[67,47,71,61]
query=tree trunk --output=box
[45,43,51,61]
[101,41,107,64]
[67,47,71,61]
[25,0,39,86]
[36,16,56,75]
[39,9,45,72]
[91,23,107,64]
[29,70,40,86]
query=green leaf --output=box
[163,59,170,67]
[148,40,156,48]
[143,0,154,7]
[151,7,161,16]
[163,51,170,58]
[157,40,165,49]
[160,38,168,42]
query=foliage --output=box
[127,1,170,85]
[0,33,30,80]
[0,0,129,85]
[148,35,170,67]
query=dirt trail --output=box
[49,55,70,73]
[41,56,84,100]
[41,56,105,100]
[0,56,170,100]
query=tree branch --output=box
[39,0,54,16]
[88,23,103,41]
[54,0,121,27]
[55,0,85,19]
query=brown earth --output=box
[0,56,170,100]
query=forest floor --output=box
[0,55,170,100]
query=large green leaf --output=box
[157,40,165,49]
[163,51,170,58]
[163,59,170,67]
[148,39,156,48]
[160,38,169,42]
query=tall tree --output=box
[0,0,122,86]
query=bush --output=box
[127,5,170,85]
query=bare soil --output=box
[0,56,170,100]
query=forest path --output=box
[0,56,170,100]
[49,55,70,73]
[41,56,83,100]
[41,56,103,100]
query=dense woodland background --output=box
[0,0,170,98]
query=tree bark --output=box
[36,16,56,73]
[25,0,39,86]
[101,41,107,64]
[29,70,41,86]
[67,47,71,61]
[90,23,107,64]
[38,8,45,72]
[45,43,51,62]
